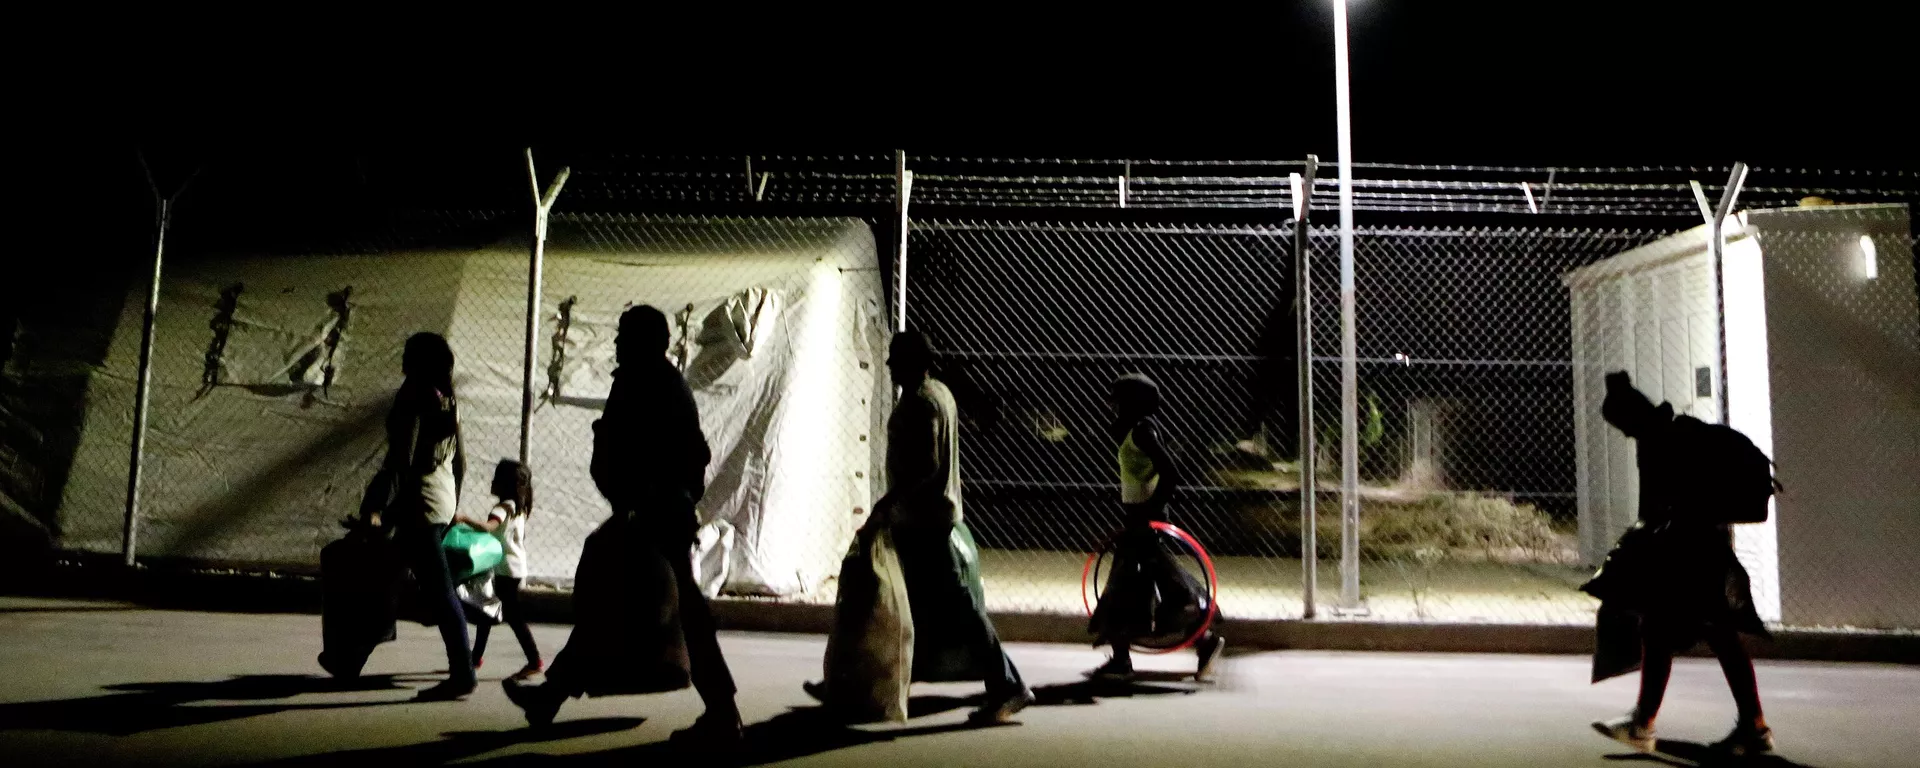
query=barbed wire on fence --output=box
[543,153,1920,215]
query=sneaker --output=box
[1711,724,1775,756]
[317,652,359,680]
[802,680,830,703]
[671,709,744,747]
[1085,656,1135,682]
[502,679,563,727]
[969,686,1036,724]
[1591,715,1656,753]
[413,678,477,702]
[507,661,543,682]
[1195,634,1226,682]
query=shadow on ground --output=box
[298,678,1202,767]
[0,674,428,736]
[254,718,648,767]
[1603,738,1822,768]
[0,605,146,614]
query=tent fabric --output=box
[49,216,888,598]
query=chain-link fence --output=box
[905,221,1675,624]
[1310,226,1674,624]
[6,153,1916,633]
[905,221,1310,619]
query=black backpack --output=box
[1671,416,1781,524]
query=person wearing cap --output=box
[1086,373,1225,683]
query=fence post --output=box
[1333,0,1364,610]
[1292,155,1320,619]
[895,150,914,332]
[521,149,571,468]
[125,155,194,568]
[1704,163,1748,422]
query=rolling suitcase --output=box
[319,525,402,678]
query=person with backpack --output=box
[1583,371,1776,758]
[452,459,543,682]
[1085,373,1225,683]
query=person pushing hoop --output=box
[1086,373,1225,682]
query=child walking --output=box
[455,459,543,681]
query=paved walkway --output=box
[1,597,1914,767]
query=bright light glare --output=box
[1859,235,1878,280]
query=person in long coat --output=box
[1583,371,1773,757]
[504,305,742,746]
[808,331,1034,724]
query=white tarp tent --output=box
[56,215,890,598]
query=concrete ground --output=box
[2,596,1915,768]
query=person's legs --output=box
[494,575,543,672]
[1194,629,1226,681]
[401,523,474,696]
[897,528,1025,704]
[1704,625,1768,731]
[472,622,492,666]
[1089,534,1150,679]
[1593,616,1667,751]
[665,541,744,745]
[1635,622,1681,729]
[669,551,738,713]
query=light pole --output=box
[1333,0,1362,610]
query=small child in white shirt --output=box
[455,459,542,680]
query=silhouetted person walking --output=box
[455,459,543,681]
[359,332,473,701]
[1584,371,1774,757]
[505,305,741,746]
[859,331,1033,722]
[1086,373,1224,682]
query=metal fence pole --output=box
[1708,162,1749,422]
[1333,0,1363,609]
[125,155,193,567]
[1293,155,1320,619]
[895,149,914,332]
[521,149,570,467]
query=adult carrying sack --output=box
[1671,415,1780,525]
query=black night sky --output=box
[14,4,1918,317]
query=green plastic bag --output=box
[442,525,504,582]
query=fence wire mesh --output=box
[6,153,1916,634]
[906,221,1309,619]
[1312,226,1671,624]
